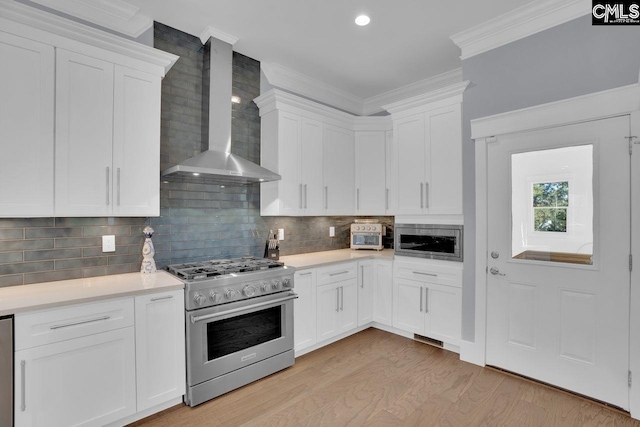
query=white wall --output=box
[511,145,593,257]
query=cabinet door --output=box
[355,131,386,215]
[395,114,426,215]
[323,124,355,215]
[135,290,186,412]
[385,130,395,214]
[55,49,114,216]
[277,112,302,215]
[373,260,393,326]
[113,66,161,216]
[357,260,374,326]
[424,283,461,344]
[425,104,462,214]
[316,283,340,342]
[0,33,54,217]
[300,118,324,215]
[393,278,424,335]
[338,278,358,332]
[15,328,136,427]
[294,269,317,352]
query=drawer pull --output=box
[50,315,110,330]
[413,271,437,277]
[151,295,174,302]
[299,272,312,276]
[20,360,26,411]
[329,271,349,277]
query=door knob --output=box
[489,267,505,276]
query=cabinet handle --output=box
[20,360,26,412]
[325,186,328,209]
[420,287,423,312]
[356,188,360,210]
[106,167,110,206]
[360,266,364,288]
[340,286,344,311]
[425,182,429,209]
[385,188,389,210]
[336,288,340,312]
[50,315,110,330]
[425,287,429,313]
[151,295,174,302]
[413,271,437,277]
[299,272,312,276]
[420,182,424,209]
[304,184,307,209]
[299,184,303,209]
[329,271,349,277]
[117,168,121,206]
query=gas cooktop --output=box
[166,256,284,281]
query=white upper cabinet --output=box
[323,124,355,215]
[0,1,177,217]
[0,32,54,217]
[355,131,387,215]
[255,89,391,217]
[385,82,469,217]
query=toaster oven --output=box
[351,223,385,251]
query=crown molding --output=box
[199,25,239,45]
[0,0,178,76]
[450,0,590,60]
[382,81,470,115]
[28,0,152,38]
[261,62,364,116]
[362,68,463,116]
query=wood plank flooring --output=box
[131,328,640,427]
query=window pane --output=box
[511,145,593,265]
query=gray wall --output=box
[461,15,640,340]
[0,22,393,288]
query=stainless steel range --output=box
[166,257,297,407]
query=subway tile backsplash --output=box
[0,22,394,288]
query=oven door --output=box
[351,232,382,249]
[186,291,296,386]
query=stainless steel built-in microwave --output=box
[394,224,463,262]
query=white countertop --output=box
[0,271,184,316]
[281,248,395,270]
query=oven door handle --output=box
[190,293,298,323]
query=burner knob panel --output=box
[225,289,237,300]
[243,285,256,297]
[209,291,222,303]
[194,293,207,306]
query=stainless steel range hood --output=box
[160,37,280,185]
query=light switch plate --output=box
[278,228,284,241]
[329,226,335,237]
[102,235,116,252]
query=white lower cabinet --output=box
[357,260,374,326]
[372,260,393,326]
[294,269,317,352]
[15,328,136,427]
[316,279,358,343]
[393,260,462,345]
[134,290,185,412]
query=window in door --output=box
[511,145,593,265]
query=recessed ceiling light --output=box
[355,15,370,26]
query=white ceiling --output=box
[130,0,533,99]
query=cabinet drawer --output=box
[394,261,462,288]
[317,262,357,286]
[15,297,134,350]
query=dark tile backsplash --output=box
[0,22,394,288]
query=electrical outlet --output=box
[329,226,335,237]
[102,235,116,252]
[278,228,284,240]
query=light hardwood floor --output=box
[132,328,640,426]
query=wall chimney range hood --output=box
[160,36,280,185]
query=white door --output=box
[294,270,317,352]
[276,112,301,215]
[355,131,387,215]
[338,279,358,332]
[395,113,425,215]
[486,116,631,409]
[316,283,340,342]
[323,124,355,215]
[372,260,393,326]
[393,278,424,335]
[300,118,324,215]
[357,260,374,326]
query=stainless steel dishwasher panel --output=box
[0,316,13,427]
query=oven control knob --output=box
[366,226,371,231]
[283,278,291,288]
[225,289,237,300]
[260,282,270,292]
[194,293,207,306]
[243,285,256,297]
[272,280,281,290]
[209,291,222,303]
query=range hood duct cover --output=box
[160,37,280,185]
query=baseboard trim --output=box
[106,397,184,427]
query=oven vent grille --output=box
[414,334,444,348]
